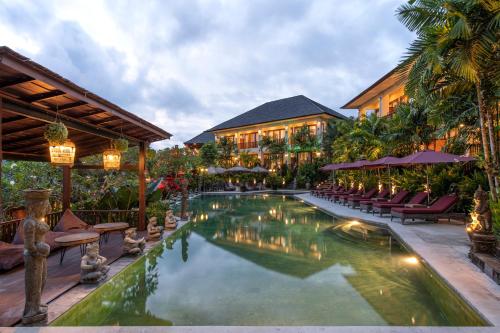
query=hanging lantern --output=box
[49,140,75,166]
[103,148,121,170]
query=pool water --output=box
[52,195,485,326]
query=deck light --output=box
[403,256,419,265]
[49,140,76,167]
[103,148,121,170]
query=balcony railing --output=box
[238,141,258,149]
[0,209,139,243]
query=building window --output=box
[263,153,284,169]
[238,132,258,149]
[263,129,285,143]
[290,125,316,144]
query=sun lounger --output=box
[330,188,356,202]
[347,188,379,208]
[338,189,365,205]
[12,222,69,251]
[371,191,422,216]
[0,241,24,271]
[358,189,391,212]
[390,194,459,224]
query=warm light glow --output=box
[378,182,382,191]
[358,183,363,191]
[315,151,321,157]
[49,140,76,166]
[403,256,419,265]
[103,148,121,170]
[391,184,396,195]
[258,215,261,221]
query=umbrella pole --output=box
[426,165,430,206]
[388,166,392,199]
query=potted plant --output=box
[112,138,129,153]
[44,122,68,145]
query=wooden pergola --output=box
[0,46,171,230]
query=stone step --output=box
[470,252,500,285]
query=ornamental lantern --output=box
[49,140,76,166]
[102,148,121,170]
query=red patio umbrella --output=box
[364,156,404,198]
[387,150,475,204]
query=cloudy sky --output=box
[0,0,414,149]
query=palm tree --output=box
[396,0,500,200]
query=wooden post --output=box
[62,166,71,211]
[0,97,3,219]
[138,142,147,230]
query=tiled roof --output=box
[184,131,215,145]
[207,95,346,132]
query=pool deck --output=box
[295,193,500,328]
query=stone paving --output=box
[295,193,500,327]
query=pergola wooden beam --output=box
[2,97,141,144]
[1,115,24,124]
[21,89,65,103]
[52,100,88,112]
[0,75,33,89]
[0,53,169,139]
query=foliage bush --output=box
[491,200,500,237]
[146,200,170,225]
[44,122,68,145]
[200,142,218,166]
[112,138,129,152]
[265,174,281,190]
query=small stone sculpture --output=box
[147,217,164,241]
[122,228,146,255]
[466,186,497,254]
[80,242,109,284]
[22,189,52,325]
[165,210,178,230]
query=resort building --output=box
[185,95,346,168]
[341,67,407,119]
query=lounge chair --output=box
[326,187,351,201]
[390,194,460,224]
[12,222,69,251]
[53,209,94,233]
[331,188,357,203]
[312,183,335,196]
[359,189,391,212]
[338,189,366,205]
[321,186,344,199]
[371,191,422,216]
[347,188,379,208]
[0,241,24,271]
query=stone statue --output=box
[165,210,178,230]
[147,217,164,241]
[467,186,496,254]
[122,228,146,255]
[22,189,52,325]
[80,242,109,284]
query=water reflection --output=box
[53,195,485,327]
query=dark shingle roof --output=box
[184,131,215,145]
[207,95,346,132]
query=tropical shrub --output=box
[146,200,170,225]
[265,174,281,190]
[200,142,219,167]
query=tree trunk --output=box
[476,81,498,201]
[486,107,499,195]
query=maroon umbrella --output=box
[364,156,404,198]
[390,150,475,165]
[337,160,370,170]
[387,150,475,204]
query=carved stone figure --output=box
[147,217,164,241]
[80,242,109,284]
[467,186,496,254]
[165,210,178,230]
[22,189,52,325]
[122,228,146,255]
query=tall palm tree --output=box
[396,0,500,200]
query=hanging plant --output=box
[112,138,129,152]
[44,121,68,145]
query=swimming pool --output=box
[52,194,485,326]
